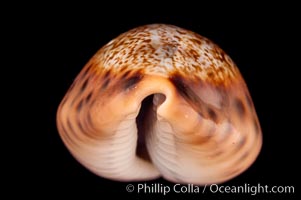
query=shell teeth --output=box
[57,24,262,185]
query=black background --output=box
[14,4,299,199]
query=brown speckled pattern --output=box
[57,24,262,185]
[92,24,238,85]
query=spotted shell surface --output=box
[57,24,262,185]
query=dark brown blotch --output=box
[207,107,218,122]
[85,92,92,102]
[169,74,190,98]
[76,99,84,112]
[169,74,223,122]
[80,79,89,92]
[121,71,131,80]
[169,74,204,108]
[102,78,110,90]
[236,137,246,149]
[254,118,260,134]
[103,70,111,79]
[119,66,127,72]
[219,51,226,61]
[123,74,143,90]
[234,98,246,117]
[207,71,214,79]
[190,38,202,45]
